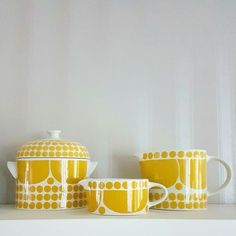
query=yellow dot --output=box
[23,202,28,209]
[88,182,92,188]
[99,182,105,189]
[154,193,160,200]
[73,201,78,208]
[56,152,61,157]
[52,186,58,192]
[122,182,128,189]
[169,193,176,200]
[79,193,83,199]
[56,146,61,151]
[36,202,42,209]
[177,193,184,201]
[47,178,54,185]
[63,151,67,156]
[83,200,87,206]
[44,194,50,201]
[162,201,169,208]
[169,151,176,158]
[44,186,51,192]
[194,202,199,209]
[194,151,199,157]
[74,185,79,191]
[143,153,148,159]
[153,152,160,158]
[74,152,79,157]
[37,186,43,193]
[36,151,41,157]
[73,193,79,199]
[19,185,23,192]
[178,202,185,209]
[92,182,97,189]
[42,152,48,157]
[18,202,23,208]
[29,202,35,209]
[67,193,72,200]
[175,183,183,190]
[155,204,161,209]
[30,186,35,192]
[49,146,55,151]
[161,151,168,158]
[148,153,153,159]
[78,200,83,207]
[44,202,50,209]
[149,193,154,201]
[79,185,84,191]
[69,152,74,156]
[43,146,49,151]
[51,194,58,201]
[114,182,121,189]
[200,152,206,158]
[37,194,43,201]
[186,151,192,158]
[19,194,23,200]
[200,202,204,208]
[106,182,113,189]
[203,193,207,200]
[178,151,184,158]
[30,151,35,156]
[49,152,54,157]
[24,151,29,156]
[52,202,58,209]
[98,207,105,215]
[67,202,72,208]
[30,194,35,201]
[186,203,192,209]
[193,193,198,200]
[170,202,177,209]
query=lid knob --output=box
[47,130,62,139]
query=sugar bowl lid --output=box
[16,130,89,159]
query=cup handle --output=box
[148,182,168,208]
[207,156,232,197]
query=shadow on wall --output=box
[1,144,19,204]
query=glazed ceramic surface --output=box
[79,178,168,215]
[135,149,231,211]
[8,130,97,210]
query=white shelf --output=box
[1,204,236,236]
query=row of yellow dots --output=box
[28,141,84,146]
[17,150,89,158]
[17,182,84,192]
[20,144,86,151]
[154,201,207,209]
[88,181,148,189]
[150,193,207,201]
[16,192,86,201]
[143,151,206,159]
[16,200,86,209]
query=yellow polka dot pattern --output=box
[142,150,206,160]
[88,180,148,190]
[15,178,87,210]
[150,192,207,210]
[16,140,89,159]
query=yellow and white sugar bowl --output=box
[79,178,168,215]
[7,130,97,210]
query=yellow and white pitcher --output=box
[134,149,231,210]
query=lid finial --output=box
[47,130,62,139]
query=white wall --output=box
[0,0,236,204]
